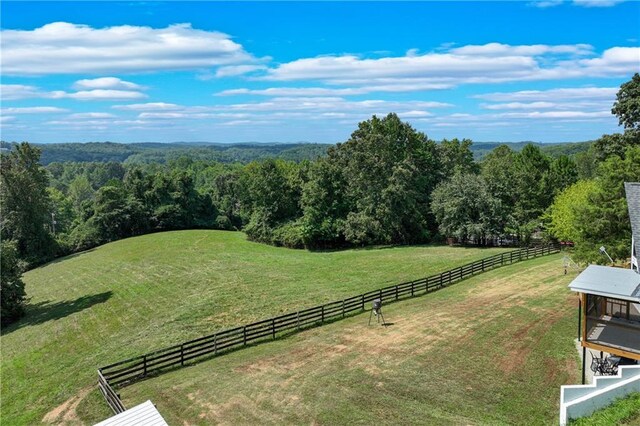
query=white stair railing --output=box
[560,365,640,425]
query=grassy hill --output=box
[119,254,579,425]
[0,230,509,425]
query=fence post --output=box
[180,344,184,366]
[396,285,399,300]
[361,294,365,310]
[296,311,300,330]
[411,282,415,297]
[214,334,217,355]
[143,355,147,377]
[481,258,485,272]
[342,299,345,318]
[272,318,276,339]
[243,326,247,346]
[321,305,325,323]
[439,273,443,288]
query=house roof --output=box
[626,182,640,260]
[568,264,640,302]
[94,401,168,426]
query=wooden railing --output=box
[97,244,559,413]
[98,370,126,414]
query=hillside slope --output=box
[0,230,508,425]
[120,254,579,425]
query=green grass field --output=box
[118,254,580,425]
[1,230,511,425]
[569,393,640,426]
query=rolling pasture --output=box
[120,254,580,425]
[0,230,510,425]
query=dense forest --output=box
[0,139,592,165]
[0,141,331,165]
[1,73,639,326]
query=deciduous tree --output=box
[0,143,55,264]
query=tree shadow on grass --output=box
[1,291,113,335]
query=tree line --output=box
[2,73,638,326]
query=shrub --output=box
[215,215,234,231]
[272,221,305,249]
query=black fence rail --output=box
[97,245,559,413]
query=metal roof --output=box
[626,182,640,262]
[568,264,640,302]
[94,401,168,426]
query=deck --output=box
[586,315,640,357]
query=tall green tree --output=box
[593,74,640,161]
[241,159,303,244]
[0,143,55,264]
[302,113,440,247]
[573,146,640,263]
[543,155,578,199]
[67,174,94,216]
[431,173,503,244]
[481,144,518,230]
[612,73,640,131]
[593,131,640,161]
[300,158,348,248]
[544,179,598,243]
[91,185,148,242]
[437,138,479,179]
[1,241,27,326]
[513,144,552,238]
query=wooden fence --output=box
[98,370,126,414]
[97,244,559,414]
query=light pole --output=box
[599,246,614,265]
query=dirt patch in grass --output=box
[42,387,92,425]
[231,261,564,387]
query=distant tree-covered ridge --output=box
[0,139,592,165]
[0,141,331,165]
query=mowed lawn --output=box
[119,254,580,426]
[0,230,510,425]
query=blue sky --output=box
[1,1,639,144]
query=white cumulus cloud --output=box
[53,90,148,101]
[112,102,183,111]
[572,0,626,7]
[1,84,48,101]
[1,106,68,114]
[262,45,638,87]
[449,43,593,56]
[1,22,259,75]
[475,87,618,102]
[68,112,117,119]
[72,77,143,91]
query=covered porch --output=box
[569,264,640,383]
[584,294,640,358]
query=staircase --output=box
[560,365,640,425]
